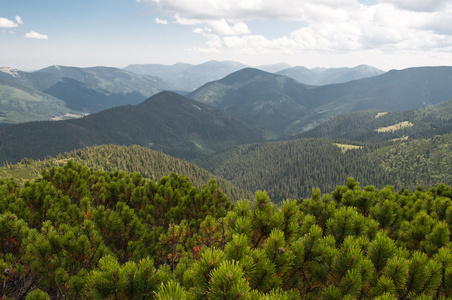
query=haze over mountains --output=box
[0,65,174,126]
[276,64,385,85]
[124,60,384,91]
[124,60,248,92]
[1,60,386,127]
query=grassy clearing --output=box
[377,121,413,133]
[334,143,362,153]
[375,112,388,118]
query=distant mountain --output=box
[0,66,60,91]
[255,62,292,73]
[295,99,452,143]
[0,65,175,114]
[0,91,265,163]
[0,79,83,126]
[39,65,175,112]
[276,64,385,85]
[189,66,452,138]
[188,68,315,139]
[124,60,247,91]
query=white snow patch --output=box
[192,104,202,110]
[51,113,87,121]
[0,67,20,77]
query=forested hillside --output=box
[0,79,83,126]
[196,135,452,202]
[296,99,452,143]
[0,144,253,202]
[0,91,264,163]
[2,161,452,299]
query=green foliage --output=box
[154,280,187,300]
[25,289,51,300]
[0,144,253,201]
[2,161,452,299]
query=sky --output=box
[1,0,451,71]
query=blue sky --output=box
[1,0,451,71]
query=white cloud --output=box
[15,16,23,25]
[140,0,452,62]
[147,0,360,21]
[154,17,168,24]
[0,17,18,28]
[24,31,49,40]
[191,19,250,36]
[378,0,451,12]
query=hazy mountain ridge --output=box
[124,60,248,91]
[0,61,414,129]
[276,64,385,85]
[124,60,384,91]
[0,65,176,122]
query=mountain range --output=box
[189,66,452,138]
[124,60,384,91]
[276,64,384,85]
[124,60,248,92]
[0,64,451,162]
[0,61,387,128]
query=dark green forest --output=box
[0,91,264,163]
[2,161,452,299]
[0,144,253,202]
[196,134,452,202]
[2,131,451,205]
[296,99,452,143]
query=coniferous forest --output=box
[1,64,452,300]
[2,161,452,299]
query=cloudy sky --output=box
[1,0,451,71]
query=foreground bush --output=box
[1,161,452,299]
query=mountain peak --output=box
[219,67,277,85]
